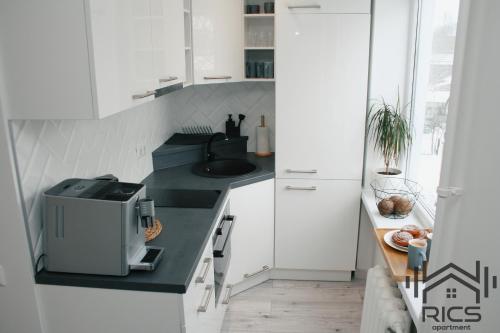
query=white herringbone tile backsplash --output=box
[11,82,274,261]
[170,82,275,150]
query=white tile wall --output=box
[10,82,274,261]
[169,82,275,151]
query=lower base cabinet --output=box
[225,179,275,292]
[36,178,364,332]
[275,179,361,272]
[37,199,230,333]
[182,231,221,333]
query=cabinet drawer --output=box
[277,0,370,14]
[183,245,216,333]
[275,179,361,271]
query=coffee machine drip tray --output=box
[129,246,164,271]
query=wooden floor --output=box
[221,279,366,333]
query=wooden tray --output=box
[374,228,427,282]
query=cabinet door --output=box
[2,1,95,119]
[227,179,275,285]
[277,0,370,14]
[150,0,186,88]
[275,179,361,271]
[275,14,370,180]
[88,0,156,119]
[191,0,244,84]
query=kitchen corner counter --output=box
[36,153,274,294]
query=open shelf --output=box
[243,0,275,80]
[245,46,274,50]
[245,78,275,82]
[244,14,275,18]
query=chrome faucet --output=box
[206,132,228,161]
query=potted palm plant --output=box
[367,94,412,176]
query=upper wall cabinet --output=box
[278,0,371,14]
[1,0,186,120]
[191,0,244,84]
[151,0,186,89]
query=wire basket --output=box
[370,178,422,219]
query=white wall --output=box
[363,0,415,185]
[169,82,275,152]
[0,39,44,333]
[357,0,415,272]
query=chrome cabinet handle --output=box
[222,284,233,305]
[203,75,232,80]
[159,76,178,83]
[244,265,270,279]
[288,4,321,9]
[286,169,318,174]
[195,258,212,283]
[286,186,317,191]
[132,91,155,100]
[197,284,214,312]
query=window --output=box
[406,0,461,218]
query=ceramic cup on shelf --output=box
[256,62,265,78]
[263,61,274,78]
[264,2,275,13]
[247,4,260,14]
[246,61,256,78]
[408,239,427,271]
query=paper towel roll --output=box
[256,126,272,157]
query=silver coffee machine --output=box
[43,178,164,276]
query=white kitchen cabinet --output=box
[278,0,370,14]
[37,235,221,333]
[226,179,275,288]
[191,0,244,84]
[89,0,157,118]
[275,179,361,271]
[182,233,219,333]
[151,0,187,88]
[275,12,370,180]
[1,0,186,120]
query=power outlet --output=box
[135,144,147,159]
[0,265,6,286]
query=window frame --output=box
[403,0,460,223]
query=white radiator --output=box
[360,266,412,333]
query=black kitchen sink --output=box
[147,189,221,209]
[192,159,258,178]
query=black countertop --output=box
[35,153,274,294]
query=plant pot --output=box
[373,167,402,179]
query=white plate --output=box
[383,230,409,253]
